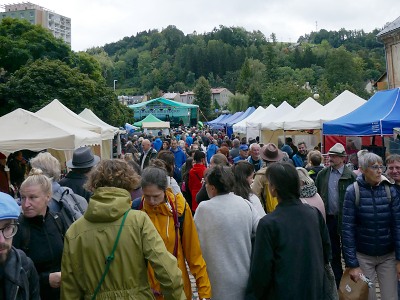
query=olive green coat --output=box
[61,187,185,300]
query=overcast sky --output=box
[3,0,399,51]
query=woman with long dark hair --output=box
[232,161,265,217]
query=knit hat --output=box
[0,192,20,220]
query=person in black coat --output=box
[0,192,40,300]
[13,169,67,300]
[246,162,331,300]
[59,147,100,202]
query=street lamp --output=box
[113,80,118,91]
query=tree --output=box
[263,80,311,107]
[247,85,263,108]
[0,18,70,74]
[236,58,251,93]
[325,46,363,90]
[0,58,131,125]
[194,76,212,120]
[228,93,248,112]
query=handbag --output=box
[91,210,130,300]
[323,263,339,300]
[338,268,369,300]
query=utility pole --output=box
[113,79,117,92]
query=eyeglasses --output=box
[0,223,18,239]
[368,165,386,172]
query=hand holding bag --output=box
[338,268,369,300]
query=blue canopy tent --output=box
[217,112,243,126]
[208,114,232,129]
[323,88,400,136]
[205,114,230,125]
[226,107,256,137]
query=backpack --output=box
[51,186,88,228]
[353,181,392,207]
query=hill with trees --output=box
[89,25,385,112]
[0,18,386,122]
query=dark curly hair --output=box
[85,159,140,192]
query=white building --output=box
[0,2,71,45]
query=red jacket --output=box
[189,164,207,212]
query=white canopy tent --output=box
[257,102,294,143]
[262,97,323,131]
[37,99,112,159]
[283,90,366,130]
[142,121,170,129]
[79,108,119,158]
[232,106,267,134]
[0,108,101,154]
[37,99,103,135]
[244,104,278,140]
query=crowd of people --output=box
[0,126,400,299]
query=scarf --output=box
[300,184,317,198]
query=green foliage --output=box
[247,85,263,108]
[0,18,70,74]
[263,80,312,107]
[194,76,212,120]
[228,93,248,113]
[0,58,130,125]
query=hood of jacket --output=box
[84,187,131,223]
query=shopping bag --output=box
[338,268,369,300]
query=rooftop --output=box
[377,15,400,37]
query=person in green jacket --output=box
[61,159,185,300]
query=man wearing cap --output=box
[315,143,356,288]
[233,144,249,164]
[59,147,100,202]
[252,143,285,213]
[247,143,263,172]
[0,192,40,299]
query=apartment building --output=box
[0,2,71,45]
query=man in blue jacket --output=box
[170,138,186,183]
[342,152,400,300]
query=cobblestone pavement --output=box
[187,262,200,300]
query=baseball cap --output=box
[0,192,20,220]
[239,144,249,151]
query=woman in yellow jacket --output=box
[139,166,212,300]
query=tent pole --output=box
[320,129,324,153]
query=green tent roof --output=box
[128,97,199,109]
[133,113,163,127]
